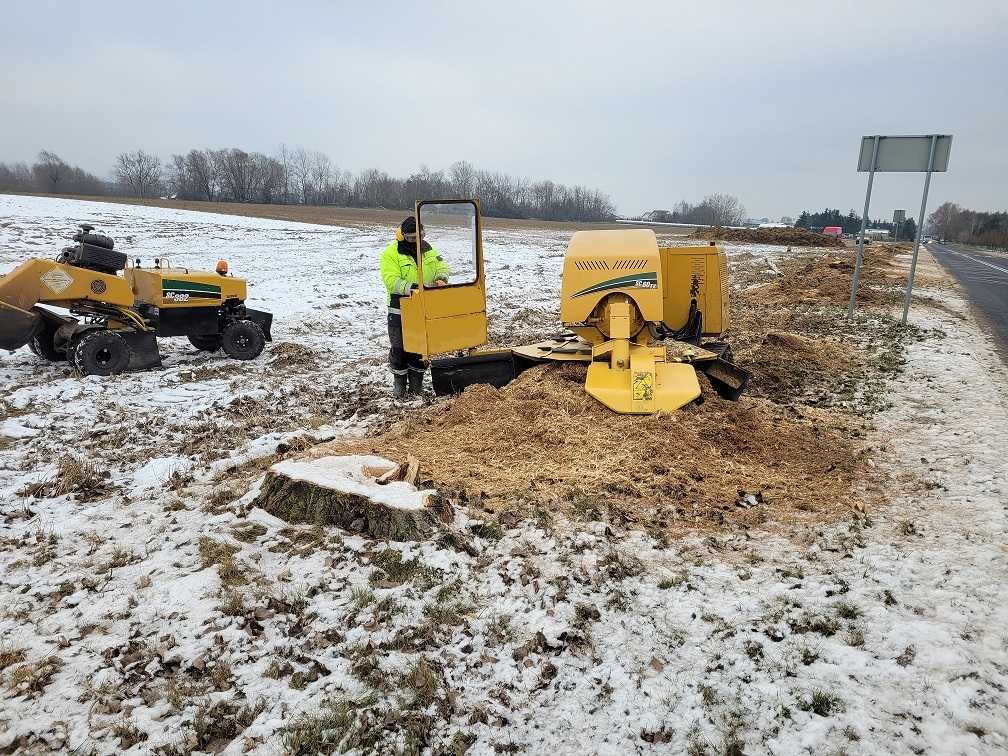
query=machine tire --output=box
[221,320,265,361]
[30,329,65,362]
[188,334,223,352]
[73,330,130,376]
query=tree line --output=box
[640,194,747,227]
[794,208,916,240]
[0,148,617,223]
[926,202,1007,248]
[0,151,108,196]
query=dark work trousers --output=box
[387,298,427,376]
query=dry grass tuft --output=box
[19,455,112,501]
[0,641,28,671]
[8,654,64,697]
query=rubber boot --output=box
[407,369,424,396]
[393,373,408,399]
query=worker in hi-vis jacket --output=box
[380,216,449,398]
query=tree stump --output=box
[252,455,439,541]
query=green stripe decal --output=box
[162,279,221,294]
[571,272,657,298]
[163,289,221,298]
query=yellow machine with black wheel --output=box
[0,224,273,375]
[395,199,749,414]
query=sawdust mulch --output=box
[314,362,874,535]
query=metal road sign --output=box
[858,135,952,173]
[847,134,953,324]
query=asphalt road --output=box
[928,242,1008,353]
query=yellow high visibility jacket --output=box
[380,241,450,305]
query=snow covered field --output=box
[1,195,1006,755]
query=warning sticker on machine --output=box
[40,267,74,294]
[633,371,654,401]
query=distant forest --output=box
[639,194,747,227]
[794,208,917,240]
[0,148,617,223]
[926,202,1008,248]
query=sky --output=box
[1,0,1005,219]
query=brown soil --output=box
[690,226,844,247]
[750,244,903,307]
[316,363,870,535]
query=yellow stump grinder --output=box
[0,224,272,375]
[397,199,749,413]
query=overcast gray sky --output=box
[2,1,1005,219]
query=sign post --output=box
[847,136,879,318]
[901,136,938,325]
[847,134,952,322]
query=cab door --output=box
[400,199,488,358]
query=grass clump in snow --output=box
[845,626,866,647]
[193,696,267,750]
[198,536,247,586]
[7,653,64,698]
[788,609,840,637]
[281,693,380,754]
[485,613,516,646]
[798,688,845,716]
[599,546,645,581]
[0,641,27,671]
[350,587,375,612]
[30,527,59,567]
[229,521,268,543]
[104,544,139,570]
[470,520,503,541]
[110,717,148,749]
[368,548,428,586]
[834,601,862,620]
[19,455,111,501]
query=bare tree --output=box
[32,150,69,193]
[115,150,161,197]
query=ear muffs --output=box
[396,228,405,242]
